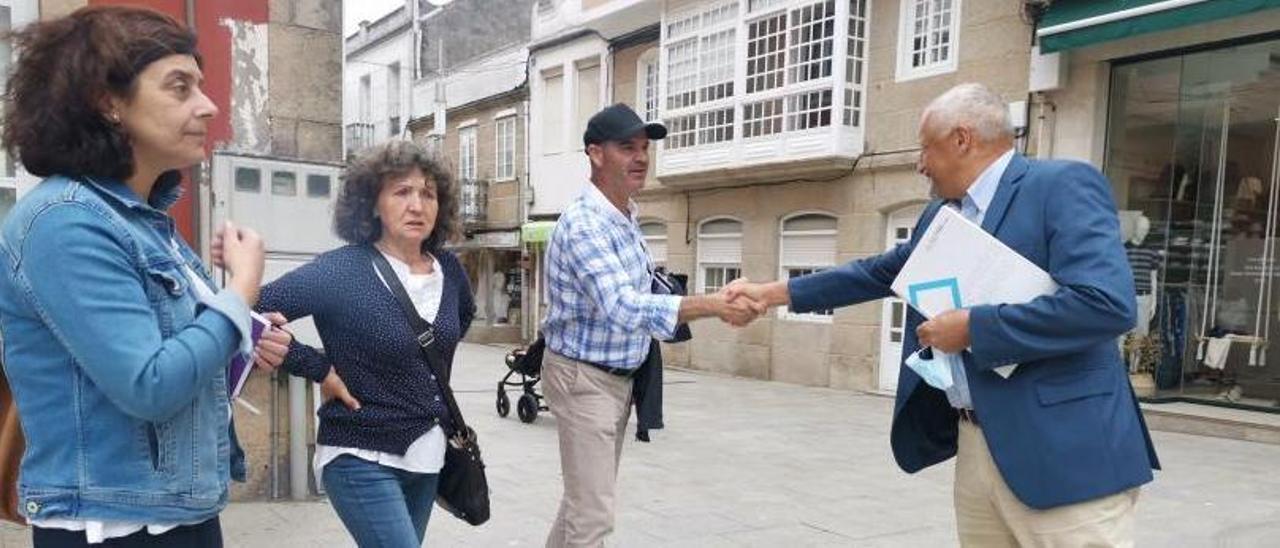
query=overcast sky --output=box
[343,0,407,38]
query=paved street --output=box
[4,341,1280,547]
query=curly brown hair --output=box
[2,6,200,180]
[334,141,460,254]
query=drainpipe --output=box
[288,375,307,499]
[185,0,204,254]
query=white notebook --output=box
[890,206,1058,378]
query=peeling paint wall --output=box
[221,18,271,154]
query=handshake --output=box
[702,278,786,327]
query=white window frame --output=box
[662,0,856,153]
[662,1,740,142]
[895,0,960,82]
[778,211,838,322]
[844,0,870,128]
[541,67,565,153]
[387,62,402,135]
[575,57,603,149]
[636,49,661,122]
[494,114,517,181]
[458,123,477,181]
[358,73,372,124]
[639,220,668,267]
[696,216,744,294]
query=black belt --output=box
[584,360,638,378]
[552,350,638,378]
[957,408,980,425]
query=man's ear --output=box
[586,143,604,169]
[954,126,974,155]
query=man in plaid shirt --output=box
[541,104,761,548]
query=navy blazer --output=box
[790,154,1160,510]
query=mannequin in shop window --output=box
[491,270,510,324]
[1235,176,1265,213]
[1125,214,1161,339]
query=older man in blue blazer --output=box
[728,83,1159,546]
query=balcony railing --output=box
[460,178,488,225]
[345,122,375,156]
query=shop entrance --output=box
[1107,36,1280,410]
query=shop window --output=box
[1105,37,1280,411]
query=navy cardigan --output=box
[256,244,474,455]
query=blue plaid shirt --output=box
[542,183,681,370]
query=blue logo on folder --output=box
[906,278,963,310]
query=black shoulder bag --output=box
[368,246,490,526]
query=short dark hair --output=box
[334,141,460,255]
[2,6,200,180]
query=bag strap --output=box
[366,245,469,437]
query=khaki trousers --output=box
[543,351,633,548]
[955,420,1139,547]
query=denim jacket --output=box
[0,174,251,524]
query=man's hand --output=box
[724,278,790,310]
[320,367,361,411]
[723,279,764,307]
[253,312,292,372]
[716,284,765,327]
[916,309,971,354]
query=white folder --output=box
[890,206,1058,378]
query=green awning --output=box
[521,221,558,245]
[1038,0,1280,53]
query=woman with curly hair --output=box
[255,140,475,546]
[0,6,290,547]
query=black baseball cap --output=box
[583,103,667,148]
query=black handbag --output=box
[652,267,692,343]
[368,246,490,526]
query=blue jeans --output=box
[321,455,440,547]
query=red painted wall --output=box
[89,0,269,243]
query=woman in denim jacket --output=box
[0,7,289,547]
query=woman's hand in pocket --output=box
[321,367,361,411]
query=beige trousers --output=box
[955,420,1139,547]
[543,351,634,548]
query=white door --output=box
[879,204,925,392]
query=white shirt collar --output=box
[964,148,1015,216]
[582,181,639,225]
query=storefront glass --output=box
[1107,36,1280,411]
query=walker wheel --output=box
[517,393,538,424]
[496,388,510,418]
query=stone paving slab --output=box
[2,342,1279,547]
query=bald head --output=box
[920,83,1014,144]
